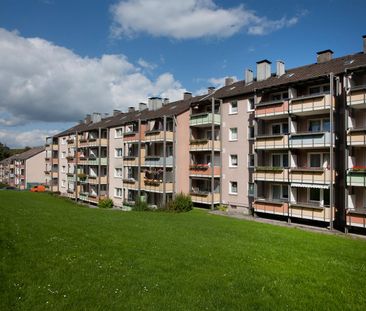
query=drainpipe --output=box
[219,99,223,207]
[162,116,167,207]
[137,120,142,200]
[75,131,78,201]
[330,73,334,230]
[98,127,102,201]
[106,128,110,200]
[172,116,177,197]
[211,97,215,210]
[287,86,292,223]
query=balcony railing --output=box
[144,156,173,167]
[189,139,221,151]
[255,134,288,150]
[255,100,289,119]
[290,94,332,115]
[346,209,366,228]
[289,132,332,149]
[347,128,366,146]
[144,130,173,141]
[289,202,333,222]
[123,156,140,166]
[190,191,220,204]
[347,169,366,187]
[253,199,289,216]
[189,165,220,177]
[254,167,289,182]
[143,179,173,193]
[190,112,221,127]
[347,85,366,107]
[123,131,140,142]
[289,167,333,184]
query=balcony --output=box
[289,132,332,149]
[144,156,173,167]
[142,179,173,193]
[52,144,59,150]
[123,178,138,190]
[190,191,220,205]
[78,138,108,147]
[347,128,366,146]
[290,94,332,115]
[88,176,108,185]
[66,155,75,163]
[189,165,220,177]
[347,85,366,108]
[67,138,75,146]
[190,112,220,127]
[144,130,173,142]
[123,156,139,166]
[255,134,288,150]
[289,202,333,222]
[290,167,333,184]
[86,157,108,166]
[51,171,58,178]
[255,100,289,119]
[189,139,221,152]
[346,209,366,228]
[254,167,289,182]
[253,199,289,216]
[123,131,139,142]
[347,168,366,187]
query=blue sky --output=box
[0,0,365,147]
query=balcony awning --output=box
[291,183,329,189]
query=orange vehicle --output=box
[30,185,46,192]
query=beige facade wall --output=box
[58,136,68,194]
[221,96,253,210]
[108,126,124,207]
[25,151,46,185]
[175,110,190,194]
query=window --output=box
[115,168,123,178]
[309,188,321,202]
[248,154,255,167]
[62,166,66,173]
[115,188,122,198]
[248,183,254,196]
[309,86,321,95]
[229,128,238,141]
[272,184,288,200]
[115,128,123,137]
[230,155,238,167]
[230,101,238,114]
[61,137,66,145]
[323,119,330,132]
[309,120,321,132]
[61,180,66,188]
[61,151,66,159]
[248,98,255,111]
[323,189,330,206]
[309,154,321,168]
[115,148,123,158]
[272,123,288,135]
[272,154,288,167]
[230,181,238,194]
[248,126,255,139]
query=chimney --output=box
[128,107,135,113]
[139,103,147,111]
[276,60,285,77]
[256,60,271,81]
[208,87,215,94]
[163,98,169,106]
[113,109,121,116]
[148,97,163,111]
[91,112,102,123]
[183,92,192,100]
[245,69,254,84]
[316,49,333,63]
[225,77,235,86]
[363,35,366,53]
[84,114,91,124]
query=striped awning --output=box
[291,183,329,189]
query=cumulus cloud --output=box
[0,28,186,126]
[0,128,59,148]
[110,0,303,39]
[208,76,237,88]
[137,58,157,71]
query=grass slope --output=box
[1,192,366,310]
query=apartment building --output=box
[0,147,45,189]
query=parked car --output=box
[30,185,46,192]
[0,186,18,191]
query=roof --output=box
[211,52,366,99]
[15,146,45,161]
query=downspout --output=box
[163,116,167,207]
[137,120,142,200]
[75,131,78,201]
[98,127,102,201]
[106,128,110,200]
[330,73,334,230]
[219,99,223,207]
[211,97,215,210]
[172,115,177,197]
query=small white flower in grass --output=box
[63,295,67,298]
[18,296,21,300]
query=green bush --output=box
[217,204,228,212]
[132,199,149,211]
[98,198,114,209]
[167,193,193,213]
[0,183,9,189]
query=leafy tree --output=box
[0,142,10,161]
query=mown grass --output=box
[1,191,366,310]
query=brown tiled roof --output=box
[15,146,45,160]
[211,52,366,99]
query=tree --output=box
[0,142,11,161]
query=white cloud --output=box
[137,58,157,71]
[208,76,237,88]
[0,28,186,125]
[110,0,303,39]
[0,129,59,148]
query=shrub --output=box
[167,193,193,213]
[98,198,114,209]
[132,199,149,211]
[217,204,228,212]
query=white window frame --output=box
[307,188,322,204]
[229,101,238,114]
[247,97,255,112]
[61,137,66,145]
[248,183,255,197]
[114,168,123,178]
[115,128,123,138]
[271,122,288,135]
[308,83,330,95]
[248,154,255,168]
[229,181,238,195]
[272,153,288,168]
[115,188,122,198]
[115,148,123,158]
[248,126,255,139]
[271,184,288,201]
[61,180,66,188]
[229,128,238,141]
[307,152,330,168]
[229,154,238,167]
[61,151,66,159]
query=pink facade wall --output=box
[25,151,46,185]
[58,136,68,194]
[175,110,190,194]
[221,96,252,210]
[108,127,124,207]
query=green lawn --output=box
[1,192,366,310]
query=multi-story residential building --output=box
[0,147,45,189]
[45,136,59,192]
[44,35,366,233]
